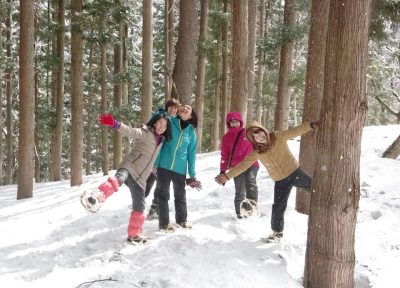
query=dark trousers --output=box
[115,168,145,212]
[145,172,157,198]
[157,168,187,227]
[271,168,311,232]
[233,166,259,215]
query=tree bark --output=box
[274,0,295,131]
[85,43,95,176]
[142,0,153,123]
[304,1,371,287]
[5,0,13,184]
[382,134,400,159]
[220,0,229,138]
[50,0,65,181]
[231,0,248,118]
[164,0,174,100]
[212,32,222,151]
[70,0,84,186]
[296,0,330,215]
[100,14,109,176]
[0,9,3,184]
[171,0,198,104]
[246,0,257,124]
[194,0,208,152]
[17,0,35,199]
[113,0,123,169]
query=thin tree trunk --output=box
[212,32,222,151]
[113,0,123,169]
[70,0,84,186]
[51,0,65,181]
[194,0,208,152]
[5,0,13,184]
[231,0,248,118]
[17,0,35,199]
[85,43,94,176]
[246,0,257,124]
[164,0,174,100]
[274,0,295,131]
[296,0,329,215]
[220,0,229,137]
[122,24,128,105]
[142,0,153,122]
[100,14,109,176]
[304,1,371,287]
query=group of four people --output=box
[80,99,318,244]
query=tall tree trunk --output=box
[164,0,174,100]
[220,0,229,137]
[212,32,222,151]
[304,1,371,287]
[246,0,257,124]
[274,0,295,131]
[171,0,198,104]
[5,0,13,184]
[85,43,95,176]
[70,0,84,186]
[113,0,123,169]
[17,0,35,199]
[230,0,248,118]
[142,0,153,122]
[255,0,269,123]
[122,24,129,105]
[51,0,65,181]
[194,0,208,152]
[100,14,109,176]
[295,0,330,215]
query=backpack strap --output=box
[227,129,244,168]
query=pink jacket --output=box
[220,112,259,172]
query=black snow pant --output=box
[271,168,311,232]
[115,168,145,212]
[157,168,187,228]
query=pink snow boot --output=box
[98,176,120,202]
[127,211,150,244]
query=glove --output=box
[186,178,202,191]
[215,173,228,185]
[99,113,121,129]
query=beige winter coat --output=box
[117,123,163,190]
[225,122,312,181]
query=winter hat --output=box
[245,121,275,152]
[225,111,243,128]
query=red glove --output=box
[99,113,120,129]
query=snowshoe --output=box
[159,224,176,233]
[239,199,258,217]
[127,234,151,245]
[177,221,192,229]
[80,189,103,213]
[262,231,283,243]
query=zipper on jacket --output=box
[170,122,184,170]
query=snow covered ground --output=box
[0,125,399,288]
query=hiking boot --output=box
[159,224,176,232]
[127,234,151,244]
[177,222,192,229]
[80,190,103,213]
[262,231,283,243]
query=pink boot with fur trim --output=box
[126,211,151,244]
[98,176,120,202]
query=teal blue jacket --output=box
[154,116,197,177]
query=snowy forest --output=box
[0,1,400,287]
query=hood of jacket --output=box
[225,111,244,129]
[245,121,270,145]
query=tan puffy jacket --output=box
[117,123,163,190]
[225,122,311,181]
